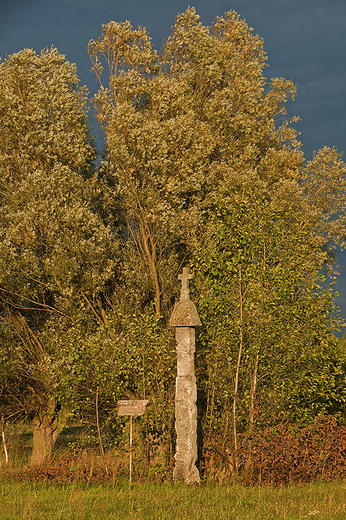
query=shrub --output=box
[202,415,346,485]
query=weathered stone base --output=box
[173,459,200,484]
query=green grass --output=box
[0,480,345,520]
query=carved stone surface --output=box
[169,267,201,328]
[170,268,200,484]
[169,299,201,327]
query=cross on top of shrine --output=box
[178,267,193,301]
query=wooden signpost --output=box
[117,399,149,483]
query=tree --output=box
[87,7,345,473]
[61,311,175,466]
[0,47,118,464]
[1,8,345,475]
[87,8,303,318]
[0,47,94,180]
[193,191,346,472]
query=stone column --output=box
[169,267,201,484]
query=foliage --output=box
[0,48,117,459]
[87,8,303,317]
[203,415,346,485]
[0,8,345,473]
[0,47,94,180]
[59,311,176,463]
[247,415,346,485]
[193,194,346,442]
[85,7,346,470]
[18,449,118,484]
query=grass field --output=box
[0,480,345,520]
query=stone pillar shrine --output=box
[169,267,201,484]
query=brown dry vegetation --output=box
[2,415,346,487]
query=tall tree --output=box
[0,47,117,463]
[1,9,344,473]
[87,8,303,318]
[88,7,345,473]
[193,191,345,473]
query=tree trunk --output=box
[232,265,244,474]
[1,414,9,465]
[247,345,260,470]
[30,399,67,466]
[139,221,161,317]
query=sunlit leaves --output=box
[0,47,94,184]
[0,47,117,429]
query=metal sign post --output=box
[117,399,149,483]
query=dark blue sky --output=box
[1,0,345,328]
